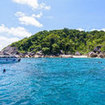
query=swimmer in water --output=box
[98,61,102,63]
[3,69,6,73]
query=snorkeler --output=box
[3,69,6,73]
[98,61,102,63]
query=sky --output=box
[0,0,105,50]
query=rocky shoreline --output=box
[19,54,87,58]
[0,46,105,58]
[21,54,88,58]
[17,54,104,58]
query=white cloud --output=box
[0,36,19,50]
[0,24,32,50]
[77,28,105,32]
[91,29,99,31]
[15,12,43,27]
[0,24,32,38]
[39,3,51,10]
[12,0,51,10]
[32,12,42,18]
[91,28,105,31]
[101,29,105,31]
[77,28,84,31]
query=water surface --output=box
[0,58,105,105]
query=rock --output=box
[60,50,64,54]
[88,52,98,57]
[0,51,9,55]
[75,52,81,56]
[19,53,25,58]
[36,51,42,55]
[34,55,43,58]
[0,46,19,55]
[94,46,101,53]
[98,53,104,58]
[25,55,30,58]
[27,52,35,57]
[59,55,73,58]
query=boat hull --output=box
[0,58,21,64]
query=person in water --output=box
[98,61,102,63]
[3,69,6,73]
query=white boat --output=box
[0,55,21,64]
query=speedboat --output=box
[0,55,21,64]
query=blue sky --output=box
[0,0,105,50]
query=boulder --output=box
[94,46,101,53]
[27,52,35,57]
[88,52,98,57]
[0,46,19,55]
[19,53,25,58]
[34,55,43,58]
[25,55,30,58]
[98,53,105,58]
[60,50,64,54]
[75,52,81,56]
[60,55,73,58]
[36,51,42,55]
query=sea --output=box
[0,58,105,105]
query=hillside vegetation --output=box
[11,28,105,55]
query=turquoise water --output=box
[0,58,105,105]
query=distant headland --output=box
[1,28,105,58]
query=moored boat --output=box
[0,55,21,64]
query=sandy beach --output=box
[72,55,88,58]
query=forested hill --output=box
[11,28,105,55]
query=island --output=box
[0,28,105,58]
